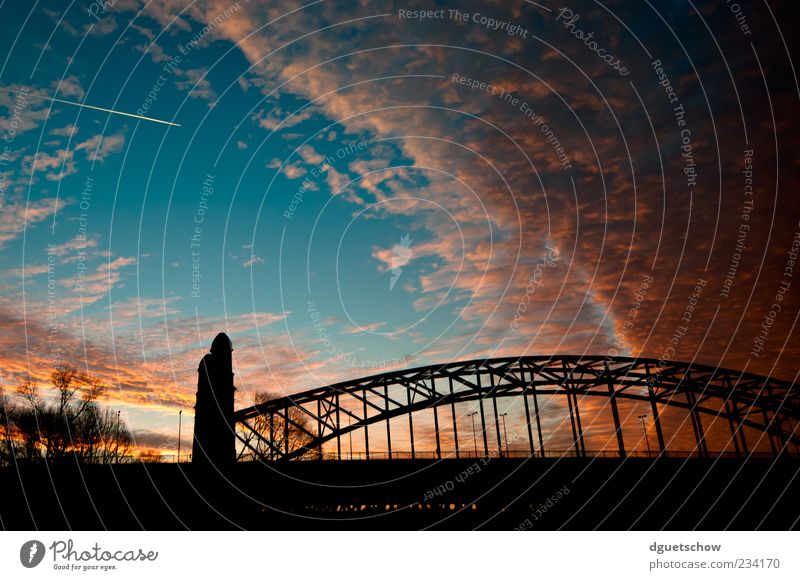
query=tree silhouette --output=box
[136,450,163,463]
[0,389,15,466]
[237,391,315,461]
[2,363,134,464]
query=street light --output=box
[638,413,651,455]
[348,414,353,459]
[177,409,182,463]
[500,412,509,457]
[467,411,478,456]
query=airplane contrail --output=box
[29,94,181,127]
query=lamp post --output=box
[116,410,122,461]
[638,413,651,455]
[177,409,182,463]
[467,411,478,457]
[500,412,509,456]
[348,414,353,459]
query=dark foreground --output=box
[1,457,798,530]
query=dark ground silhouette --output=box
[1,456,798,530]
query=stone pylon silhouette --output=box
[192,333,236,469]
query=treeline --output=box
[0,363,135,466]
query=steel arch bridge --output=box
[233,356,800,462]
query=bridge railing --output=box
[135,450,785,463]
[236,449,782,462]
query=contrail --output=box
[29,94,181,127]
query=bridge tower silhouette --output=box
[192,333,236,468]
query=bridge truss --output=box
[233,356,800,461]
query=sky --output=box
[0,0,798,456]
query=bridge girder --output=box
[233,356,800,461]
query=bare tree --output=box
[16,375,41,410]
[72,406,133,463]
[99,409,133,463]
[42,364,106,461]
[136,450,162,463]
[14,376,46,461]
[0,389,14,467]
[7,364,134,464]
[237,391,315,461]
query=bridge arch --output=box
[233,356,800,461]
